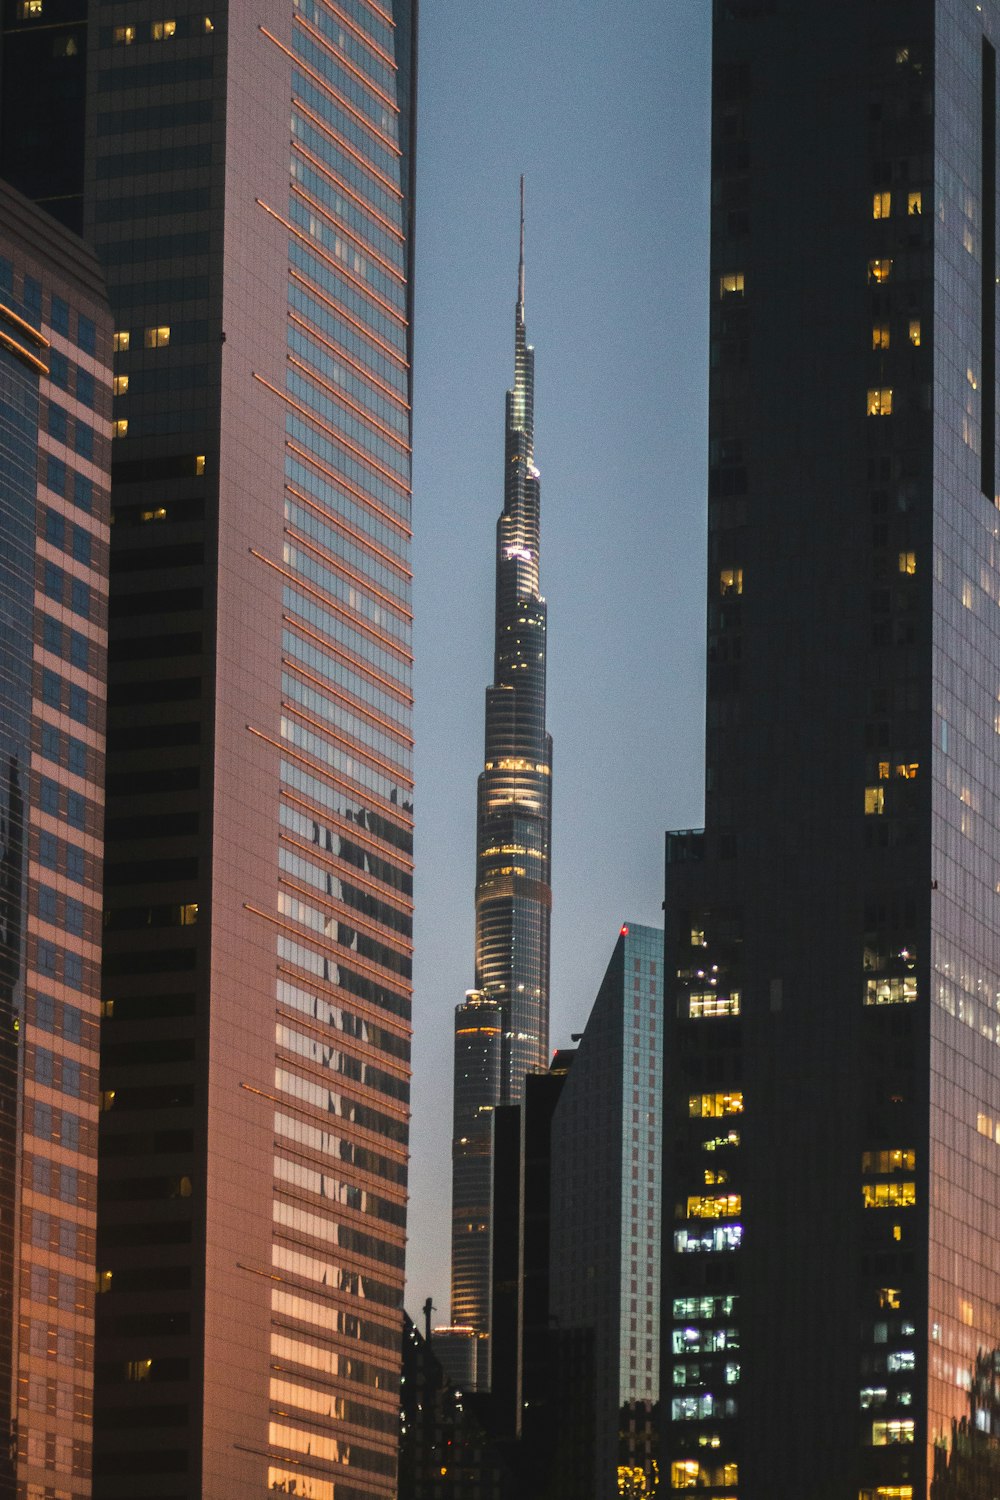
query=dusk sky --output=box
[407,1,713,1316]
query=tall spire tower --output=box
[450,180,552,1346]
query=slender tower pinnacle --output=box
[450,182,553,1349]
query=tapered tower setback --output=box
[451,186,552,1338]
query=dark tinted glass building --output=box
[38,5,418,1496]
[0,179,111,1500]
[550,922,662,1500]
[451,189,552,1341]
[662,3,1000,1495]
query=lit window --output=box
[865,976,917,1005]
[686,1193,742,1219]
[859,1490,914,1499]
[719,567,743,596]
[689,991,741,1018]
[113,374,129,396]
[99,1090,115,1111]
[113,419,128,439]
[18,0,43,16]
[862,1148,915,1173]
[877,761,890,780]
[113,330,129,352]
[152,19,176,38]
[895,762,918,779]
[871,1419,915,1445]
[898,551,916,575]
[144,325,170,348]
[194,454,206,475]
[877,1287,901,1310]
[907,191,922,216]
[113,25,135,43]
[689,1091,743,1118]
[203,15,214,30]
[126,1359,152,1381]
[179,902,199,925]
[908,318,921,346]
[872,324,890,350]
[96,1270,112,1294]
[873,190,891,219]
[719,271,745,298]
[960,1298,974,1325]
[868,258,892,284]
[867,387,893,416]
[862,1181,916,1209]
[671,1464,700,1491]
[140,507,167,522]
[864,787,884,815]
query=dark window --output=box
[43,563,63,603]
[23,277,41,319]
[48,405,68,443]
[38,889,58,924]
[66,793,85,830]
[66,847,85,882]
[41,671,61,709]
[45,455,66,496]
[40,726,61,762]
[71,527,91,566]
[77,315,96,355]
[48,350,69,389]
[69,633,89,671]
[67,739,86,777]
[68,686,88,725]
[70,580,90,618]
[42,618,62,655]
[62,1059,81,1097]
[37,941,57,975]
[38,833,58,870]
[39,779,59,815]
[44,511,65,548]
[75,423,93,461]
[50,296,69,335]
[76,370,95,408]
[73,473,92,513]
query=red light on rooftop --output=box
[620,924,629,936]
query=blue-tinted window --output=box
[45,455,66,496]
[42,563,63,603]
[41,671,61,709]
[44,511,65,548]
[67,739,86,777]
[76,370,94,408]
[65,847,84,882]
[23,277,41,319]
[75,423,93,461]
[62,1060,80,1099]
[42,618,61,655]
[60,1114,79,1150]
[38,888,58,924]
[68,686,88,725]
[69,632,89,671]
[69,580,89,618]
[57,1166,78,1203]
[48,405,68,443]
[41,725,61,764]
[39,779,59,815]
[62,1004,81,1044]
[0,258,11,296]
[32,1101,52,1138]
[34,1051,54,1088]
[72,473,92,513]
[38,832,58,870]
[71,527,91,566]
[50,296,69,335]
[37,941,57,976]
[64,899,84,937]
[48,350,69,389]
[77,315,96,355]
[65,793,85,830]
[58,1221,77,1256]
[35,995,56,1032]
[63,954,82,991]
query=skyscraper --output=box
[550,922,662,1499]
[451,185,552,1339]
[662,3,1000,1495]
[4,6,419,1497]
[0,179,112,1500]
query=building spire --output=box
[517,174,525,320]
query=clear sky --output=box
[406,1,713,1318]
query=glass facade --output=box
[451,191,553,1337]
[0,182,112,1500]
[80,3,416,1496]
[661,4,1000,1495]
[550,923,662,1500]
